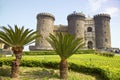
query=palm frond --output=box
[0,25,41,47]
[47,32,85,59]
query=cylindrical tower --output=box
[67,12,85,39]
[94,14,111,49]
[35,13,55,50]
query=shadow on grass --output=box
[0,66,104,80]
[0,67,10,77]
[91,74,104,80]
[69,69,104,80]
[21,68,59,79]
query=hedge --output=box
[23,50,56,55]
[95,52,115,57]
[23,50,96,55]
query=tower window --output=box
[87,27,92,32]
[105,39,107,42]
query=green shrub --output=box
[23,50,96,55]
[69,63,109,80]
[76,49,96,54]
[23,51,56,55]
[96,52,114,57]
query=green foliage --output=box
[0,25,41,47]
[69,63,109,80]
[23,49,96,55]
[76,49,96,54]
[95,52,115,57]
[23,51,56,55]
[0,54,120,80]
[47,32,84,59]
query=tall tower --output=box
[35,13,55,50]
[67,12,85,39]
[94,14,111,49]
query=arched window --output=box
[88,41,93,49]
[87,27,92,32]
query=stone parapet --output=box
[37,13,55,20]
[67,12,85,20]
[94,13,111,19]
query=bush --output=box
[23,50,96,55]
[96,52,114,57]
[76,49,96,54]
[69,63,109,80]
[23,51,56,55]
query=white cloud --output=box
[88,0,108,12]
[103,7,119,16]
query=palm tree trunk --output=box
[11,50,23,78]
[60,59,68,80]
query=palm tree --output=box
[0,25,41,78]
[47,32,84,79]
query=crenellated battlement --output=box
[67,12,85,20]
[37,13,55,20]
[94,13,111,19]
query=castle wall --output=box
[53,25,68,35]
[29,12,111,50]
[84,17,96,49]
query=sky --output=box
[0,0,120,51]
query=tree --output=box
[47,32,84,79]
[0,25,41,78]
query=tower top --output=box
[67,12,85,17]
[37,13,55,20]
[67,12,85,20]
[94,13,111,19]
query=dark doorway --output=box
[88,41,93,49]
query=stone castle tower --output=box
[35,13,55,50]
[29,12,111,50]
[67,13,85,39]
[94,14,111,49]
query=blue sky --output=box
[0,0,120,51]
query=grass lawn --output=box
[0,65,102,80]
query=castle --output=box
[29,12,111,50]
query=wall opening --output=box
[87,27,92,32]
[88,41,93,49]
[4,44,9,49]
